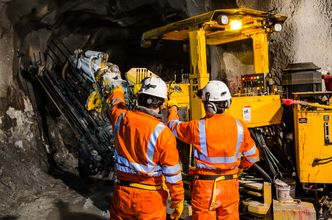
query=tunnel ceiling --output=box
[11,0,187,39]
[4,0,238,78]
[7,0,186,75]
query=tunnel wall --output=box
[0,2,51,215]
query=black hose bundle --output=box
[249,127,290,181]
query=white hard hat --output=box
[139,77,167,99]
[200,80,231,102]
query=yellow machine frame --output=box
[293,92,332,184]
[140,9,326,218]
[142,8,286,125]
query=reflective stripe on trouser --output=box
[110,184,168,220]
[191,179,239,220]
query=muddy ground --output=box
[0,93,112,219]
[0,164,112,220]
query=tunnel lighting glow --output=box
[274,23,282,32]
[229,20,242,30]
[220,15,229,24]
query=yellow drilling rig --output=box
[29,7,332,220]
[138,8,331,219]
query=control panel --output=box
[241,73,265,95]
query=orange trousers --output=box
[110,185,168,220]
[191,179,239,220]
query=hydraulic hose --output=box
[250,129,278,178]
[252,164,273,182]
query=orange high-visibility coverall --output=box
[168,107,259,220]
[108,89,184,220]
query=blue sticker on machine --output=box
[299,118,307,123]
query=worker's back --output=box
[197,114,239,155]
[99,75,184,220]
[167,80,259,219]
[115,108,175,185]
[168,108,258,175]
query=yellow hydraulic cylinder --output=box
[187,28,210,170]
[251,32,269,74]
[188,28,210,120]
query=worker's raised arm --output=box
[239,121,260,169]
[167,106,198,144]
[96,68,128,126]
[106,87,128,126]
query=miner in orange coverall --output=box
[167,80,259,220]
[99,74,184,220]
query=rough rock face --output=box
[0,0,331,218]
[0,94,49,215]
[0,2,50,214]
[0,2,14,98]
[270,0,332,74]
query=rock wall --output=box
[0,2,14,98]
[0,2,50,215]
[278,0,332,70]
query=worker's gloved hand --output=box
[238,168,244,177]
[98,71,124,95]
[170,200,184,220]
[167,99,178,108]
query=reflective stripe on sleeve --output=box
[169,120,180,128]
[162,163,181,175]
[198,120,207,156]
[146,122,166,165]
[243,144,257,157]
[115,163,138,175]
[235,119,244,158]
[168,120,181,138]
[194,149,198,158]
[111,97,123,106]
[165,173,182,183]
[114,112,124,134]
[246,157,259,163]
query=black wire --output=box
[316,159,332,165]
[319,156,332,161]
[312,157,332,166]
